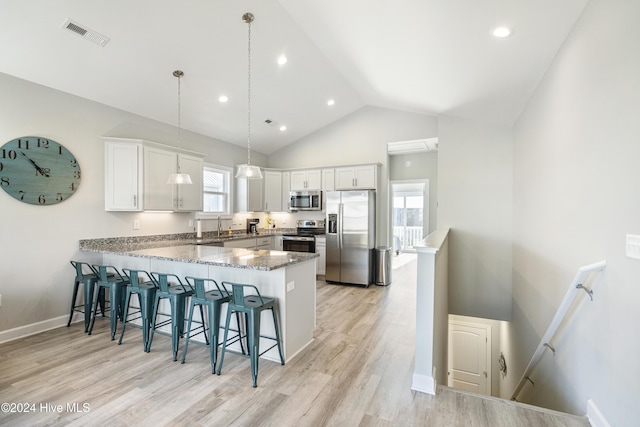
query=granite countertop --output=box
[79,231,318,271]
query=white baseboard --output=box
[587,399,611,427]
[0,314,76,344]
[411,373,436,395]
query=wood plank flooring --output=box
[0,257,589,426]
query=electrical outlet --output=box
[286,281,295,292]
[133,220,140,230]
[626,234,640,259]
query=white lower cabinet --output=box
[224,236,273,249]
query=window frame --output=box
[196,163,234,219]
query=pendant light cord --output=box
[246,17,252,166]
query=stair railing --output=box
[511,260,607,401]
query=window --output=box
[200,164,232,216]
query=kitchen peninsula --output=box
[79,234,318,363]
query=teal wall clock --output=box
[0,136,81,205]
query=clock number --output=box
[38,195,46,204]
[0,161,3,172]
[73,170,81,179]
[70,182,76,191]
[17,139,29,150]
[18,191,26,201]
[0,177,9,187]
[56,193,63,202]
[1,149,17,160]
[70,159,78,167]
[37,139,49,149]
[58,146,63,155]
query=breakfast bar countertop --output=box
[79,233,318,271]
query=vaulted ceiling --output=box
[0,0,588,154]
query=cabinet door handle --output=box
[133,195,137,207]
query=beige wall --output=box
[506,0,640,423]
[437,115,514,321]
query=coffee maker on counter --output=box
[246,218,259,234]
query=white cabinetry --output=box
[223,236,273,249]
[316,236,326,275]
[176,154,204,211]
[235,172,263,212]
[263,170,283,212]
[144,146,204,211]
[322,168,335,192]
[281,171,290,212]
[335,165,377,190]
[104,140,142,211]
[104,138,204,212]
[291,169,322,190]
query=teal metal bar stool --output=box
[216,282,285,387]
[181,276,245,374]
[147,272,194,361]
[67,261,105,332]
[118,269,157,351]
[88,264,130,340]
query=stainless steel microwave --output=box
[289,190,322,211]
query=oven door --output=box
[282,236,316,253]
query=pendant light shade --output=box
[167,69,193,185]
[235,12,263,180]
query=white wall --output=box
[438,115,513,321]
[269,106,439,246]
[0,72,264,333]
[507,0,640,423]
[389,151,438,235]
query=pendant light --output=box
[167,69,193,184]
[235,12,263,179]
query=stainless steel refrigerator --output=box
[325,190,376,286]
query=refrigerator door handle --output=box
[338,203,343,249]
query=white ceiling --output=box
[0,0,588,155]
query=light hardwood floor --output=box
[0,257,588,426]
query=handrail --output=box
[511,260,606,400]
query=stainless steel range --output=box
[282,219,325,253]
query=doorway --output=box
[448,320,492,395]
[391,181,428,254]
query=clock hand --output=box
[20,151,50,177]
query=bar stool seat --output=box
[118,269,157,351]
[216,282,285,387]
[181,277,245,374]
[67,261,105,332]
[88,265,130,340]
[147,272,194,361]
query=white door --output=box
[448,321,491,395]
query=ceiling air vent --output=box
[62,19,110,47]
[387,138,438,155]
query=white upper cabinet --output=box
[263,170,283,212]
[281,171,291,212]
[176,154,204,211]
[335,164,378,190]
[104,139,142,211]
[235,170,263,212]
[104,138,204,212]
[291,169,322,190]
[322,168,335,192]
[144,145,176,210]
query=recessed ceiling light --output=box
[277,55,288,65]
[279,125,287,131]
[327,99,335,106]
[492,26,513,38]
[219,95,229,103]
